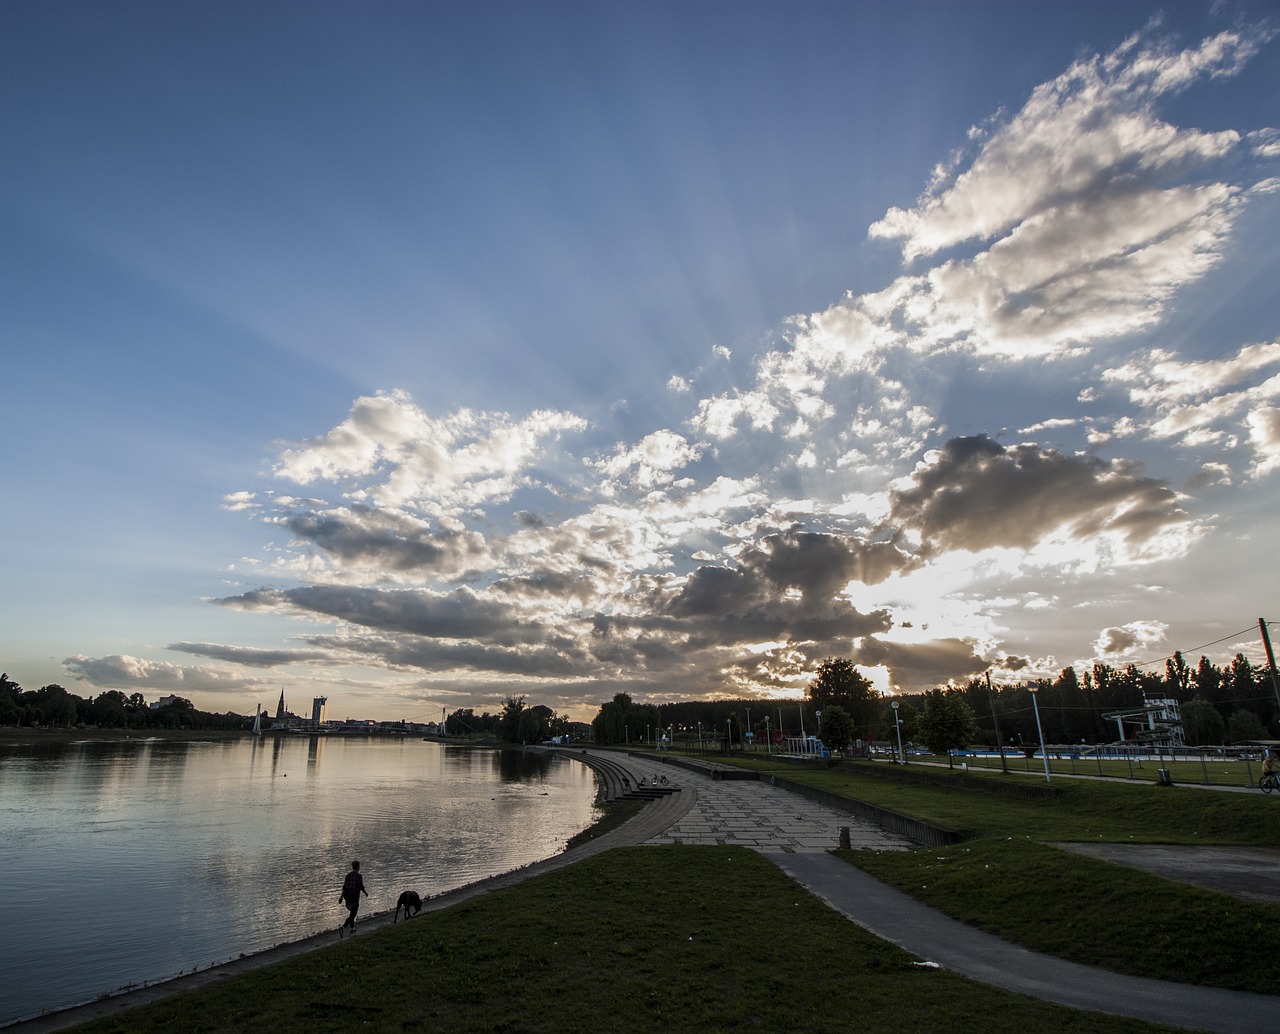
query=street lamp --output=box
[891,700,904,765]
[746,708,752,752]
[1028,686,1051,783]
[726,717,732,752]
[765,715,771,755]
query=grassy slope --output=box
[69,846,1182,1034]
[722,757,1280,991]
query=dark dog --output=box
[394,890,422,922]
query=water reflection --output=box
[1,737,595,1025]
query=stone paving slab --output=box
[624,754,915,853]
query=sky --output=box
[3,1,1279,724]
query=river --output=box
[0,734,596,1025]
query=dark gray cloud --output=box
[218,585,547,646]
[281,505,484,573]
[168,642,333,668]
[305,634,586,678]
[850,635,988,692]
[886,435,1189,555]
[746,530,917,595]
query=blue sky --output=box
[3,1,1278,723]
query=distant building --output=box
[312,696,328,724]
[275,690,286,721]
[150,694,190,710]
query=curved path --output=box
[8,748,1273,1034]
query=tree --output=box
[806,658,877,738]
[911,688,978,767]
[817,705,854,754]
[518,704,554,744]
[35,684,78,727]
[1226,708,1267,745]
[591,692,658,746]
[1179,698,1225,746]
[496,695,527,743]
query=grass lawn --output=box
[715,755,1280,992]
[67,846,1185,1034]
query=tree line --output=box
[0,674,249,730]
[446,696,583,745]
[588,651,1280,755]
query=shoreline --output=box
[0,726,249,746]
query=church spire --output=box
[275,689,286,720]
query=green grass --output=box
[68,846,1184,1034]
[716,755,1280,992]
[932,751,1266,788]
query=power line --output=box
[1125,624,1260,671]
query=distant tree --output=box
[1226,708,1267,745]
[0,673,21,724]
[591,692,660,746]
[817,704,854,754]
[90,690,129,728]
[518,704,554,744]
[806,658,878,737]
[35,684,79,727]
[1179,698,1225,746]
[911,688,978,767]
[1164,651,1192,698]
[496,695,527,743]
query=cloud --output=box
[274,503,489,576]
[885,435,1197,562]
[168,642,334,668]
[1246,408,1280,476]
[219,585,547,646]
[869,28,1261,261]
[850,636,989,692]
[592,429,704,490]
[64,654,260,693]
[1092,620,1169,658]
[274,390,587,513]
[1103,342,1280,475]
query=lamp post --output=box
[726,717,732,753]
[1029,686,1051,783]
[765,715,771,755]
[891,700,904,765]
[698,721,702,752]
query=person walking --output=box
[338,859,368,937]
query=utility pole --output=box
[986,671,1009,775]
[1259,618,1280,716]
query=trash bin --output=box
[1156,768,1173,786]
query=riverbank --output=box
[0,726,249,746]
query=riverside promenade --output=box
[9,748,1274,1034]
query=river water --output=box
[0,734,597,1025]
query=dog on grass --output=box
[394,890,422,922]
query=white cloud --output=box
[869,29,1259,260]
[593,429,704,489]
[1092,620,1169,659]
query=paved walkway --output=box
[9,748,1275,1034]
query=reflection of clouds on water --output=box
[0,738,594,1026]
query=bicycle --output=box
[1260,770,1279,793]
